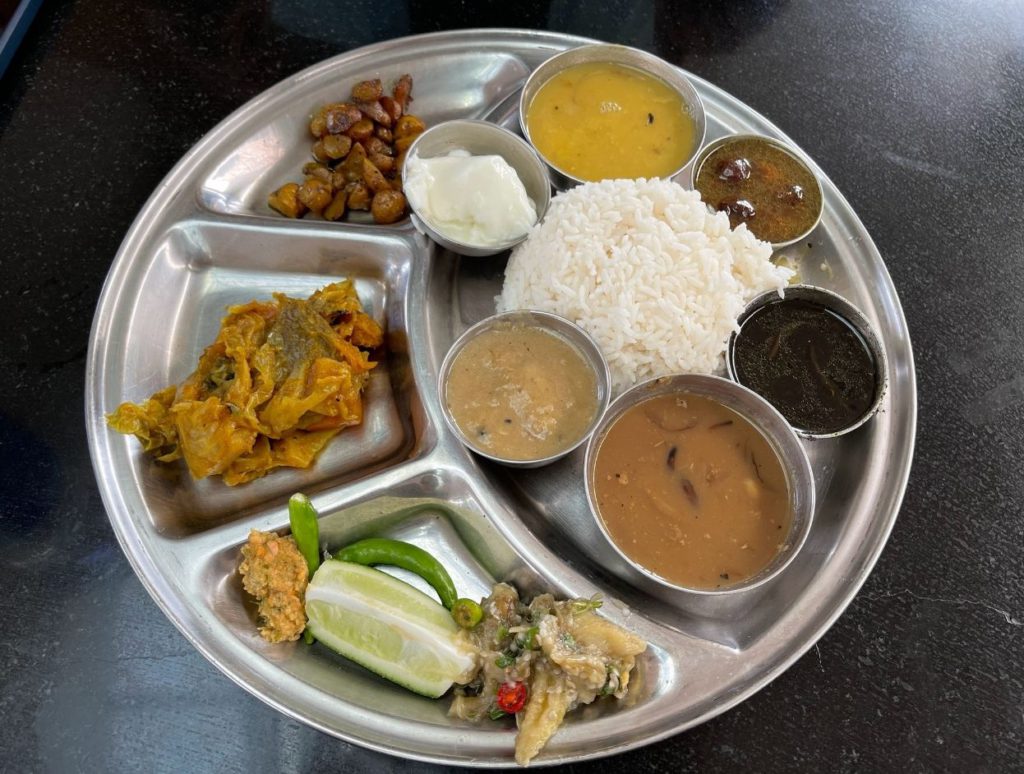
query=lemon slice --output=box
[305,560,478,698]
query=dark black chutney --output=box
[732,299,878,435]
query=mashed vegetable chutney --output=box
[526,61,696,181]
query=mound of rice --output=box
[497,178,794,393]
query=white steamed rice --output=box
[497,178,794,393]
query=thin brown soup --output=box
[593,392,791,589]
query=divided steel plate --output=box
[85,29,917,767]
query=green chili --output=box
[288,493,321,577]
[333,538,458,610]
[288,493,321,645]
[452,598,484,629]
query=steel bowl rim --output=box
[437,309,613,468]
[583,372,816,596]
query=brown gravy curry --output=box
[446,323,599,461]
[592,392,791,589]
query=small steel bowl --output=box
[726,284,889,439]
[519,43,707,190]
[584,373,815,595]
[689,133,824,250]
[438,310,612,469]
[401,119,550,257]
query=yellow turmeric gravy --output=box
[446,324,599,461]
[593,393,791,589]
[526,61,696,181]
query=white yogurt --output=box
[404,150,537,247]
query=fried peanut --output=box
[325,103,362,134]
[394,114,426,139]
[268,183,306,218]
[362,158,391,193]
[346,119,374,142]
[355,99,391,128]
[321,134,353,160]
[351,78,383,102]
[392,74,412,112]
[380,96,402,123]
[297,177,333,213]
[347,182,371,210]
[371,191,406,224]
[323,191,348,221]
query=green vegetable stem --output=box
[334,538,458,610]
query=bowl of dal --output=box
[584,373,815,594]
[519,44,707,189]
[438,310,612,468]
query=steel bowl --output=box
[438,310,612,468]
[726,284,889,439]
[689,133,824,250]
[401,119,550,257]
[519,43,707,190]
[584,373,815,595]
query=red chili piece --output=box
[496,681,528,714]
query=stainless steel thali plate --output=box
[85,29,917,767]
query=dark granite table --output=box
[2,1,1021,771]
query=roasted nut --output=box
[268,183,306,218]
[392,74,412,112]
[361,136,390,157]
[325,103,362,134]
[339,143,368,183]
[347,182,371,210]
[351,78,383,102]
[309,107,328,138]
[301,162,333,183]
[321,134,353,161]
[371,190,407,224]
[311,140,330,163]
[369,152,394,174]
[380,96,402,123]
[323,191,348,221]
[297,177,334,212]
[355,99,391,128]
[346,119,374,142]
[394,114,426,139]
[274,73,418,225]
[362,158,391,193]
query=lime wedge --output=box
[305,560,477,698]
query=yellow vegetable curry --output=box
[107,281,383,485]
